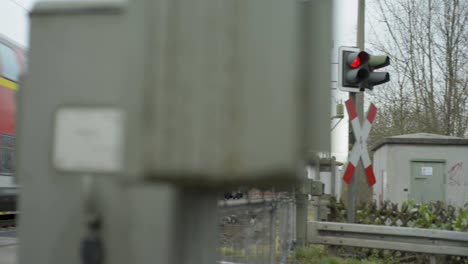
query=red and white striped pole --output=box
[343,98,377,186]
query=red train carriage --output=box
[0,34,26,212]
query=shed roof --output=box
[372,133,468,151]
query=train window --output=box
[0,43,20,82]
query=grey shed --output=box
[372,133,468,207]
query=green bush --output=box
[218,247,245,257]
[328,198,467,231]
[292,245,388,264]
[453,209,468,232]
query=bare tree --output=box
[367,0,468,146]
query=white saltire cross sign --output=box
[343,99,377,186]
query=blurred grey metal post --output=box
[347,0,366,224]
[17,1,220,263]
[315,156,321,221]
[172,189,219,264]
[295,0,333,245]
[269,201,276,263]
[18,0,333,264]
[295,191,308,246]
[128,184,218,264]
[331,156,336,196]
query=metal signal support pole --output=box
[296,0,333,245]
[347,0,365,223]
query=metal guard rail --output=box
[308,221,468,256]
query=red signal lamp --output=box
[349,51,369,69]
[350,57,361,68]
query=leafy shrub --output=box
[328,198,466,231]
[453,209,468,232]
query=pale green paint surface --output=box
[410,161,446,203]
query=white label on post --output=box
[421,167,433,176]
[52,107,124,173]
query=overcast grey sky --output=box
[0,0,33,46]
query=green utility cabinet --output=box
[410,161,446,204]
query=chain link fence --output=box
[218,192,296,264]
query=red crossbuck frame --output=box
[343,99,377,186]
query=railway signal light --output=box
[338,47,368,92]
[338,46,390,93]
[367,55,390,91]
[344,51,369,85]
